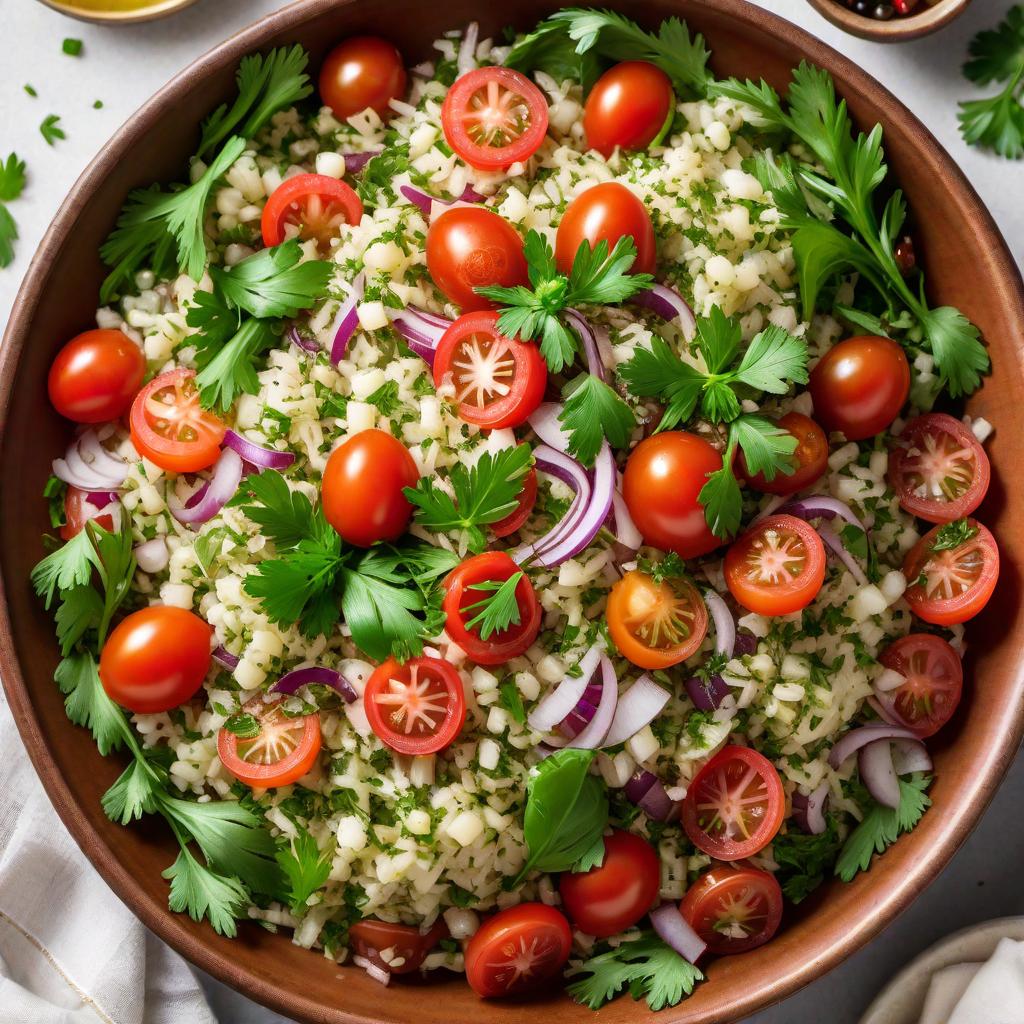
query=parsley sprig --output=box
[463,572,524,640]
[558,374,636,468]
[0,152,27,268]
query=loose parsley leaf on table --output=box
[0,153,27,203]
[40,115,66,147]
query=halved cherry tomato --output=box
[442,551,541,666]
[364,656,466,755]
[99,606,212,714]
[318,36,407,119]
[61,487,116,541]
[606,570,708,670]
[433,311,547,430]
[724,514,826,616]
[680,865,783,955]
[491,466,537,538]
[349,918,448,975]
[559,830,660,938]
[681,745,785,860]
[426,207,529,312]
[48,329,145,423]
[261,173,363,251]
[808,335,910,441]
[740,412,828,496]
[877,633,963,738]
[903,519,999,625]
[555,182,656,276]
[464,903,572,998]
[217,695,322,789]
[441,66,549,170]
[583,61,675,158]
[129,368,225,474]
[622,431,722,560]
[321,429,419,547]
[888,413,991,524]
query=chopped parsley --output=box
[40,114,66,147]
[931,517,978,552]
[62,38,83,56]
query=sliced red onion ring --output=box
[212,645,240,670]
[527,404,572,453]
[828,722,918,769]
[558,680,603,739]
[134,537,168,574]
[891,737,933,776]
[818,522,868,586]
[288,326,321,354]
[400,183,486,217]
[685,674,731,712]
[342,150,381,173]
[792,781,829,835]
[859,739,901,809]
[53,429,129,490]
[223,429,296,471]
[528,646,604,733]
[780,495,866,533]
[601,674,669,748]
[625,770,678,821]
[169,448,243,526]
[563,308,606,382]
[703,590,735,657]
[512,444,590,564]
[330,272,365,364]
[86,490,120,506]
[271,665,358,703]
[459,184,485,203]
[734,630,759,656]
[457,21,479,76]
[391,307,452,366]
[567,655,619,749]
[649,903,706,963]
[632,284,697,340]
[609,490,643,551]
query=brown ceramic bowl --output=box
[1,1,1022,1022]
[806,0,974,42]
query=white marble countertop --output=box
[1,1,1022,1022]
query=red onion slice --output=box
[601,674,669,748]
[400,183,486,216]
[685,674,731,712]
[527,403,572,453]
[391,307,452,366]
[288,326,321,354]
[223,429,296,471]
[734,630,759,656]
[271,665,357,703]
[456,20,479,76]
[780,495,866,533]
[566,655,619,749]
[649,903,706,963]
[342,150,381,173]
[632,284,697,340]
[212,645,240,670]
[512,444,590,564]
[828,722,918,769]
[528,646,603,733]
[134,537,168,574]
[891,738,933,776]
[53,429,129,490]
[859,739,901,809]
[791,781,829,834]
[330,273,364,364]
[609,490,643,551]
[169,448,244,526]
[624,769,658,803]
[703,590,735,658]
[563,308,606,382]
[627,770,678,821]
[818,522,868,586]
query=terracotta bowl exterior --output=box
[1,2,1022,1022]
[805,0,974,42]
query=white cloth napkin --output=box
[918,937,1024,1024]
[0,689,217,1024]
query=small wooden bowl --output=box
[36,0,201,25]
[806,0,974,42]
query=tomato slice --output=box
[680,866,783,955]
[364,656,466,755]
[888,413,991,524]
[433,311,547,430]
[724,514,826,616]
[464,903,572,998]
[61,486,116,541]
[129,368,225,473]
[261,173,363,251]
[903,518,999,626]
[877,633,963,737]
[217,695,322,789]
[606,570,708,670]
[681,745,785,860]
[349,919,448,975]
[441,66,549,170]
[491,465,537,538]
[740,412,828,496]
[442,551,542,666]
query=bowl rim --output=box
[1,1,1023,1021]
[804,0,974,43]
[36,0,203,26]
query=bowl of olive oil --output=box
[37,0,201,23]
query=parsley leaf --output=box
[559,375,635,467]
[772,817,843,903]
[276,828,333,914]
[498,680,527,725]
[164,847,249,938]
[55,652,133,757]
[931,517,979,552]
[31,527,96,608]
[239,469,322,548]
[0,205,18,269]
[102,757,161,826]
[193,312,277,412]
[340,556,427,661]
[0,153,27,202]
[617,336,704,431]
[40,115,65,147]
[963,4,1024,86]
[463,572,524,640]
[504,20,601,90]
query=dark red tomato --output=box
[363,656,466,755]
[555,182,656,276]
[442,551,541,665]
[491,466,537,538]
[559,830,660,938]
[903,519,999,625]
[349,919,448,975]
[61,487,115,541]
[426,207,529,312]
[583,61,675,158]
[740,412,828,496]
[318,36,407,119]
[48,329,146,424]
[681,745,785,860]
[261,173,363,251]
[877,633,963,738]
[217,695,322,789]
[622,432,722,559]
[809,335,910,440]
[441,66,549,170]
[321,429,419,547]
[680,866,783,955]
[99,606,212,714]
[888,413,991,524]
[464,903,572,998]
[433,312,547,430]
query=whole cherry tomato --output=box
[48,329,145,424]
[583,61,674,157]
[555,182,657,276]
[681,866,783,955]
[318,36,407,119]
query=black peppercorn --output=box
[873,3,895,18]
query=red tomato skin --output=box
[740,412,829,496]
[491,466,537,538]
[426,207,529,312]
[48,329,145,423]
[559,830,661,937]
[555,182,657,276]
[622,432,722,559]
[583,61,674,157]
[318,36,407,119]
[99,606,212,714]
[217,698,322,789]
[260,174,363,249]
[878,633,963,738]
[680,866,783,955]
[809,335,910,440]
[322,429,419,547]
[349,919,448,975]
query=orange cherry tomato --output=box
[321,429,419,547]
[48,329,145,424]
[129,368,225,474]
[61,487,116,541]
[583,61,674,157]
[681,865,783,955]
[877,633,963,738]
[740,412,828,496]
[348,919,448,975]
[318,36,407,119]
[260,173,363,251]
[491,466,537,538]
[99,606,212,714]
[555,182,656,276]
[606,570,708,670]
[217,695,322,789]
[724,514,826,616]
